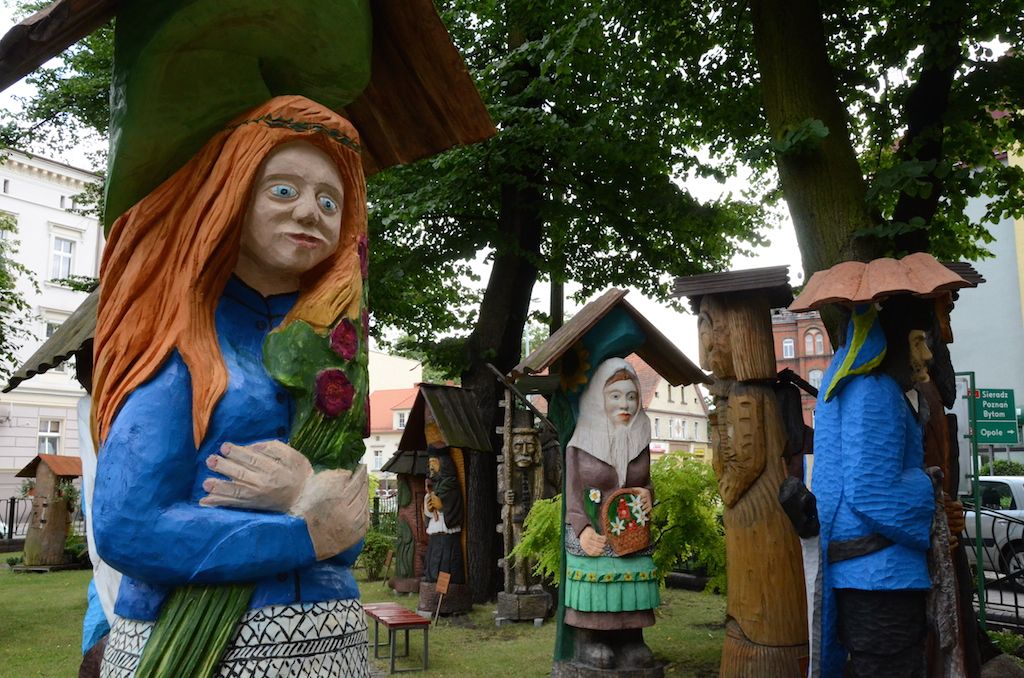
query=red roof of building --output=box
[369,387,419,432]
[625,354,662,409]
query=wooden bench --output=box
[364,602,431,673]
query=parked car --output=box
[961,475,1024,579]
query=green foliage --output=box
[510,495,563,584]
[64,532,88,564]
[980,459,1024,476]
[0,212,37,382]
[56,479,80,516]
[6,555,22,567]
[368,472,380,501]
[771,119,830,156]
[649,455,726,592]
[989,629,1024,657]
[18,479,34,498]
[358,529,395,581]
[512,454,725,591]
[49,275,99,292]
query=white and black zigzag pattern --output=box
[100,599,369,678]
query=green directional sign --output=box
[974,388,1019,444]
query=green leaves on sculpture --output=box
[263,315,369,471]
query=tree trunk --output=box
[891,0,967,254]
[461,179,543,603]
[750,0,883,283]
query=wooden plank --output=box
[0,0,119,92]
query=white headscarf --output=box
[567,357,652,486]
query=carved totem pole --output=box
[676,268,808,677]
[497,407,554,623]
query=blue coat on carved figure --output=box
[812,305,934,677]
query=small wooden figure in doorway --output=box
[423,445,467,588]
[563,358,659,670]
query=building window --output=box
[60,195,66,209]
[373,449,383,471]
[2,179,8,193]
[395,411,406,430]
[52,236,74,279]
[667,385,674,402]
[45,322,66,371]
[809,369,824,389]
[654,418,660,437]
[680,420,688,439]
[782,339,795,359]
[806,330,825,356]
[38,419,61,454]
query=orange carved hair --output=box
[92,96,367,448]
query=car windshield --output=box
[979,481,1017,510]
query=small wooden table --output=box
[364,602,431,673]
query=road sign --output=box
[974,388,1019,444]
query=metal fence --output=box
[371,494,398,538]
[2,497,32,539]
[963,500,1024,632]
[2,496,86,540]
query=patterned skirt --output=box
[99,599,369,678]
[564,553,660,613]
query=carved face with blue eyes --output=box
[236,140,345,295]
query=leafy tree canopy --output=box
[0,213,37,381]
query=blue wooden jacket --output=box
[812,305,933,676]
[93,276,362,621]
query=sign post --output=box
[974,388,1019,445]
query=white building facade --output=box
[0,150,102,497]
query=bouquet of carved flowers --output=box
[263,307,369,471]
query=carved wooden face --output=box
[698,299,735,379]
[603,377,639,428]
[511,430,540,468]
[909,329,932,385]
[238,140,344,286]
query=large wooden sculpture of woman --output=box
[91,96,371,677]
[563,358,659,671]
[697,294,807,677]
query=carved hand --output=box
[635,487,653,516]
[579,526,607,557]
[201,440,313,512]
[290,464,370,560]
[945,498,965,549]
[505,489,516,505]
[426,493,443,513]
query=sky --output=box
[0,6,804,364]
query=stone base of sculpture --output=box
[417,581,472,616]
[496,591,552,624]
[552,659,665,678]
[388,576,421,594]
[718,619,806,678]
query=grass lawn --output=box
[0,558,725,677]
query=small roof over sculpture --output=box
[397,384,493,453]
[790,252,973,312]
[672,265,794,312]
[381,449,432,477]
[17,454,83,479]
[511,288,709,388]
